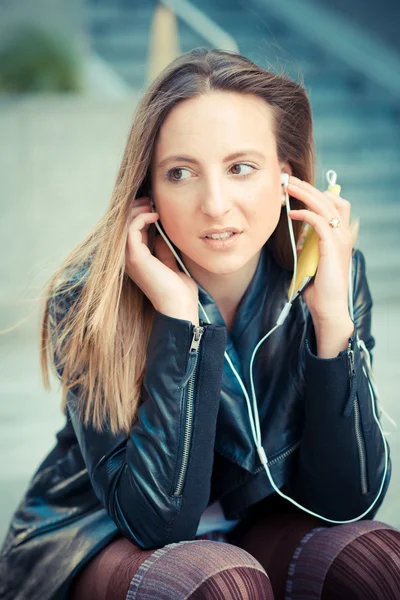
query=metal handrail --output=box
[159,0,239,53]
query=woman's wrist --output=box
[312,316,355,358]
[156,304,199,327]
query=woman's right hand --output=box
[125,197,199,324]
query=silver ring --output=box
[329,217,341,228]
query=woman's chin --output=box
[184,248,259,277]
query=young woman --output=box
[1,48,398,600]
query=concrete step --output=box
[312,97,392,126]
[336,189,398,205]
[314,128,397,151]
[317,143,400,164]
[317,162,396,187]
[307,83,391,105]
[109,65,146,89]
[332,147,400,164]
[315,136,399,155]
[349,202,400,221]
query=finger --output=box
[288,210,352,247]
[289,177,330,206]
[132,196,150,205]
[127,212,159,255]
[288,177,345,218]
[129,205,158,227]
[287,182,338,222]
[323,191,351,226]
[154,235,181,274]
[129,213,159,241]
[129,199,152,220]
[289,178,351,223]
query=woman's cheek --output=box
[162,209,193,247]
[253,203,281,243]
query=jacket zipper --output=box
[173,325,204,497]
[348,343,369,495]
[268,440,301,466]
[254,439,301,474]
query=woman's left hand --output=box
[286,175,354,326]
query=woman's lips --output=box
[201,232,242,250]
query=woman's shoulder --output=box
[351,247,373,307]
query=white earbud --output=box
[281,172,289,188]
[281,173,289,206]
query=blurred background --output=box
[0,0,399,542]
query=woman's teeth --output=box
[206,232,235,240]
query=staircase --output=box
[87,0,400,303]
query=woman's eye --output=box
[166,167,191,182]
[230,163,254,177]
[165,163,255,182]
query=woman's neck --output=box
[181,250,261,332]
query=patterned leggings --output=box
[68,505,400,600]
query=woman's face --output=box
[151,91,289,276]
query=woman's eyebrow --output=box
[156,149,266,169]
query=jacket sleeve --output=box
[49,291,227,549]
[286,248,391,522]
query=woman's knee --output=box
[127,539,273,599]
[322,524,400,599]
[69,537,154,600]
[69,537,273,600]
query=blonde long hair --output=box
[41,48,314,435]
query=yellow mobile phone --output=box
[288,179,341,300]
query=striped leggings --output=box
[69,505,400,600]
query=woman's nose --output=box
[200,183,233,219]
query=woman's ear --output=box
[279,161,292,177]
[148,190,156,211]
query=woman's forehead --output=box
[153,92,277,162]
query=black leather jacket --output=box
[0,246,391,600]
